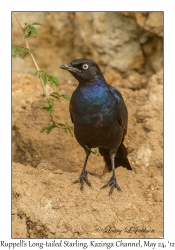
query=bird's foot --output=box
[73,170,91,190]
[101,175,121,196]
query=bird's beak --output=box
[59,64,81,73]
[59,64,70,70]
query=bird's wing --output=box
[109,86,128,138]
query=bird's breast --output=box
[70,84,118,127]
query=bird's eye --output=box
[82,63,89,70]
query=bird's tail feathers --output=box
[99,143,132,172]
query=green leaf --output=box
[56,123,74,137]
[34,71,59,88]
[47,74,59,88]
[48,98,54,106]
[50,92,70,101]
[62,94,71,101]
[39,98,54,116]
[56,123,66,128]
[49,108,55,116]
[25,31,31,39]
[34,70,45,76]
[50,92,61,100]
[12,45,32,58]
[42,107,54,115]
[32,22,42,26]
[12,45,23,58]
[30,25,38,38]
[39,100,49,105]
[40,123,56,134]
[43,74,48,85]
[41,122,74,137]
[93,147,100,156]
[42,107,51,111]
[25,24,39,39]
[45,12,50,15]
[24,48,32,53]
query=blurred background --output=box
[12,12,163,85]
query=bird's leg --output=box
[101,153,121,195]
[73,149,91,190]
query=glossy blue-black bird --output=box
[60,59,132,195]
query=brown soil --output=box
[12,71,163,238]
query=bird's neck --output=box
[74,76,110,106]
[78,75,107,88]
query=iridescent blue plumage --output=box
[60,58,132,195]
[70,76,119,126]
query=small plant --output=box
[34,70,59,89]
[12,12,73,136]
[24,22,42,39]
[12,45,31,58]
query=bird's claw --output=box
[73,170,91,190]
[101,175,121,196]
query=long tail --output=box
[99,143,132,172]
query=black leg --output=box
[101,153,121,195]
[73,150,91,190]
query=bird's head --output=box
[60,59,103,84]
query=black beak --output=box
[59,64,81,73]
[59,64,70,70]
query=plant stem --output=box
[13,12,48,99]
